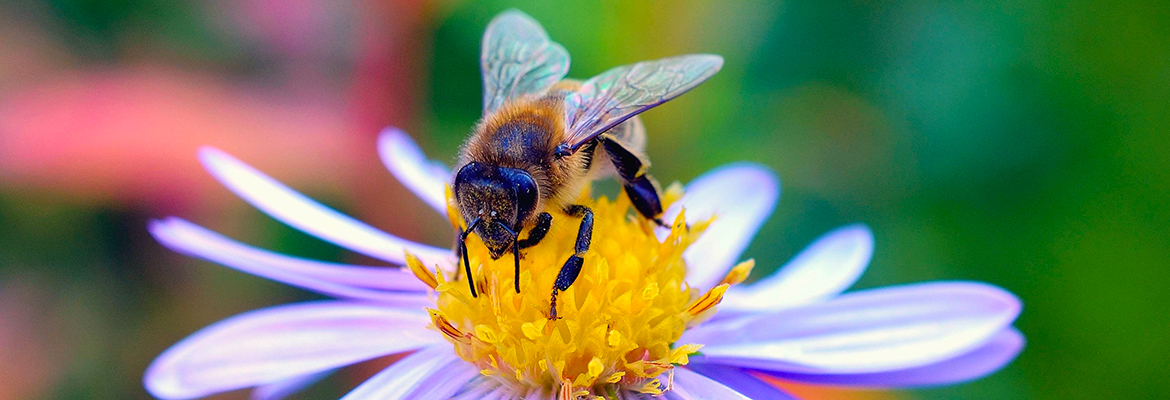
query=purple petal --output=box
[661,163,778,289]
[686,364,799,400]
[198,147,452,268]
[450,381,510,400]
[150,218,432,304]
[667,367,752,400]
[340,345,480,400]
[377,128,451,214]
[722,224,873,313]
[411,374,495,400]
[251,370,331,400]
[520,387,551,400]
[684,281,1021,374]
[144,301,440,400]
[759,327,1024,388]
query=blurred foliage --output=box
[1,0,1168,399]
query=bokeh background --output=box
[1,0,1166,399]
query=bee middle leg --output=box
[599,135,665,226]
[550,205,592,320]
[508,212,552,293]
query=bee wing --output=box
[561,54,722,152]
[481,10,570,113]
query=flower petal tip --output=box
[711,162,780,199]
[196,146,231,168]
[375,126,451,214]
[143,359,187,400]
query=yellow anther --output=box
[429,310,469,344]
[604,371,625,383]
[686,283,729,318]
[444,186,462,230]
[719,259,755,286]
[588,357,604,377]
[634,378,664,395]
[404,251,439,290]
[430,190,709,396]
[669,344,703,365]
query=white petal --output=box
[450,381,509,400]
[251,370,330,400]
[377,128,451,214]
[340,345,480,400]
[684,281,1021,374]
[686,364,798,399]
[759,327,1025,387]
[667,367,752,400]
[660,163,778,289]
[150,218,432,304]
[144,301,440,400]
[722,224,873,312]
[198,147,453,268]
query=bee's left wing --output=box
[481,10,570,113]
[560,54,722,152]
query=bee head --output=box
[453,162,539,258]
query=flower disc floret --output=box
[406,185,742,397]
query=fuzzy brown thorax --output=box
[459,95,592,229]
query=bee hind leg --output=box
[550,205,592,320]
[599,135,665,226]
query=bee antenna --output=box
[460,218,482,298]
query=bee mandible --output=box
[452,10,722,318]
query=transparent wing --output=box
[481,10,570,113]
[561,54,723,151]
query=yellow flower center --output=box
[405,184,752,398]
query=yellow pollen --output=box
[410,184,748,397]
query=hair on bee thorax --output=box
[460,95,592,211]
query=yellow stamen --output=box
[719,259,755,286]
[634,378,664,395]
[686,284,729,316]
[444,186,462,231]
[404,251,439,290]
[416,185,747,396]
[429,310,470,344]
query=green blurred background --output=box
[1,0,1166,399]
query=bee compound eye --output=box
[510,170,539,223]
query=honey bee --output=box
[452,10,722,318]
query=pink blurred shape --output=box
[0,66,367,206]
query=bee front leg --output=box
[518,212,553,250]
[550,205,592,320]
[507,213,552,293]
[599,135,665,226]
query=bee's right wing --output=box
[481,10,570,113]
[560,54,723,153]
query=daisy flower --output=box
[143,128,1022,399]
